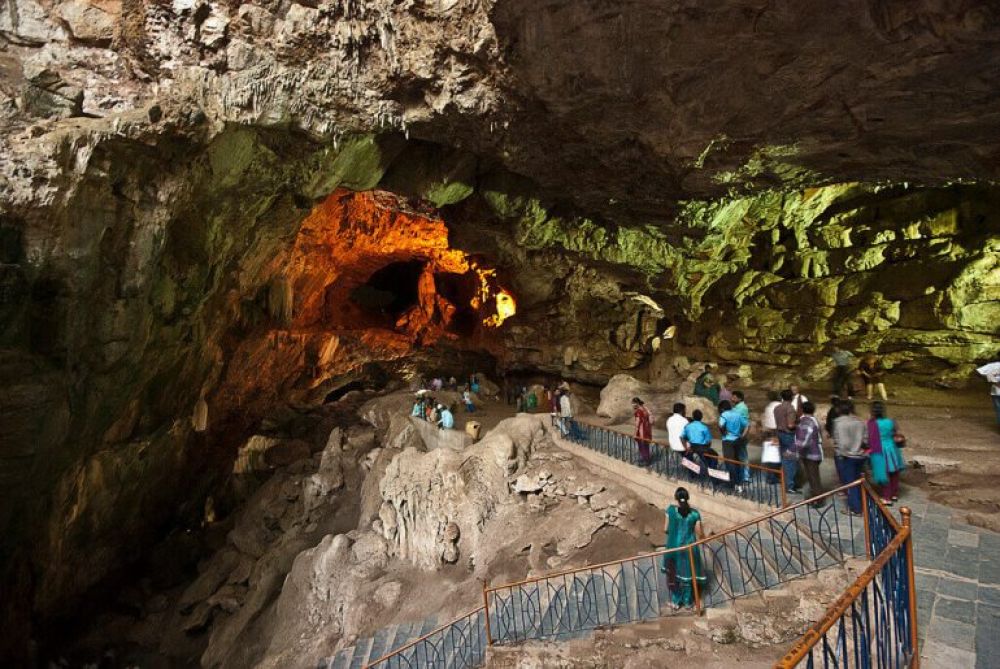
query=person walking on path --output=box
[976,362,1000,427]
[666,403,689,454]
[633,398,654,465]
[463,388,476,413]
[660,487,706,610]
[681,410,713,478]
[795,401,825,506]
[774,389,800,494]
[859,353,888,401]
[867,401,906,505]
[719,400,749,490]
[833,400,868,515]
[830,347,855,398]
[558,388,573,437]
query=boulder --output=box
[56,0,119,44]
[596,374,678,423]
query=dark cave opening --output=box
[434,271,480,337]
[348,260,426,324]
[323,380,366,403]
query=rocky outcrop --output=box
[1,0,999,659]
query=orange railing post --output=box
[901,508,920,668]
[780,464,788,508]
[482,581,493,646]
[861,485,872,559]
[688,545,702,615]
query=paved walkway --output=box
[898,489,1000,669]
[618,420,998,668]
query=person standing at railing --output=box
[833,399,867,516]
[633,397,653,466]
[666,403,689,455]
[774,390,801,495]
[681,409,712,478]
[558,388,573,437]
[795,401,826,507]
[719,400,749,492]
[867,401,906,505]
[660,487,706,610]
[732,390,751,485]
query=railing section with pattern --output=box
[563,418,787,507]
[777,502,918,668]
[364,607,487,669]
[485,480,875,646]
[363,480,915,669]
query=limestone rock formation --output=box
[1,0,999,660]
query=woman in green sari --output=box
[660,487,707,609]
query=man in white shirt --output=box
[762,391,780,431]
[666,403,689,453]
[558,390,573,436]
[977,362,1000,427]
[791,384,809,417]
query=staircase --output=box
[317,417,884,669]
[319,615,441,669]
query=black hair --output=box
[872,401,887,419]
[692,409,703,421]
[802,400,816,415]
[673,402,686,415]
[732,390,745,401]
[675,487,691,516]
[841,399,855,414]
[632,397,644,405]
[780,389,794,402]
[718,400,732,411]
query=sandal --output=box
[891,496,899,502]
[882,498,893,506]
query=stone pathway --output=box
[897,489,1000,669]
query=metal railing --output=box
[777,505,918,668]
[484,480,872,646]
[364,607,487,669]
[362,481,916,669]
[563,418,787,507]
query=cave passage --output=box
[348,260,426,324]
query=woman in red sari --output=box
[633,397,653,466]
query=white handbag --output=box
[761,439,782,464]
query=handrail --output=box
[572,417,778,475]
[363,475,910,669]
[775,506,917,668]
[486,479,866,594]
[363,606,486,668]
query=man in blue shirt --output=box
[719,400,750,491]
[732,390,751,484]
[437,404,455,430]
[681,409,713,478]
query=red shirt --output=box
[634,406,652,440]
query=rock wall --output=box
[2,0,1000,660]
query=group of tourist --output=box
[410,394,455,429]
[411,372,484,430]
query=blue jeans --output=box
[778,432,798,491]
[993,395,1000,425]
[737,438,750,483]
[840,457,866,513]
